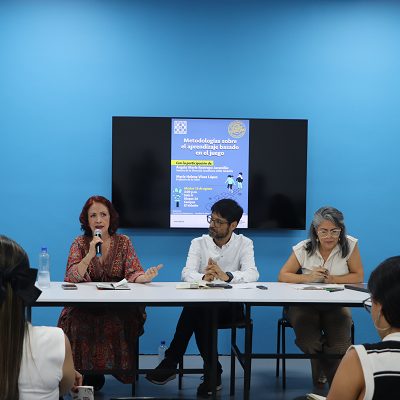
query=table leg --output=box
[243,304,252,400]
[210,305,219,400]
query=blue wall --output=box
[1,0,400,355]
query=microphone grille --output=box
[94,229,102,237]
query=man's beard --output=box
[208,227,229,240]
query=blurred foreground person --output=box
[327,256,400,400]
[0,235,81,400]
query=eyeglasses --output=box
[317,229,341,238]
[207,215,229,228]
[363,296,372,313]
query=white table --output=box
[223,281,369,305]
[32,282,370,400]
[34,280,229,305]
[35,281,368,307]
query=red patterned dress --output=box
[57,233,145,384]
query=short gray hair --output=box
[306,206,349,257]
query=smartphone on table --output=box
[61,284,78,290]
[206,283,233,289]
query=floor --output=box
[63,355,330,400]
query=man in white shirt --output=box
[146,199,259,396]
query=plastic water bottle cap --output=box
[161,341,165,345]
[41,247,47,252]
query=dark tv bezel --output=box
[112,116,308,230]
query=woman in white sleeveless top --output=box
[279,206,364,387]
[327,256,400,400]
[0,235,81,400]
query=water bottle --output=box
[158,340,167,362]
[38,247,50,288]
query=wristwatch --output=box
[225,271,233,283]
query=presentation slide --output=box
[170,118,249,228]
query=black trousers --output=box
[165,304,243,374]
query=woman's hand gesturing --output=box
[135,264,163,283]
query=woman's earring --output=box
[374,312,391,331]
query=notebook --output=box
[344,283,369,293]
[96,278,130,290]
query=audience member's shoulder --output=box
[30,325,65,340]
[362,340,400,351]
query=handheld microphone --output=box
[94,229,102,257]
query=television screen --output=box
[112,117,307,230]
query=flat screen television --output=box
[112,117,307,230]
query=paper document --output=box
[232,284,254,289]
[175,282,200,289]
[175,280,232,289]
[307,394,326,400]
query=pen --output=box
[326,288,344,292]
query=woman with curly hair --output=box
[57,195,162,389]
